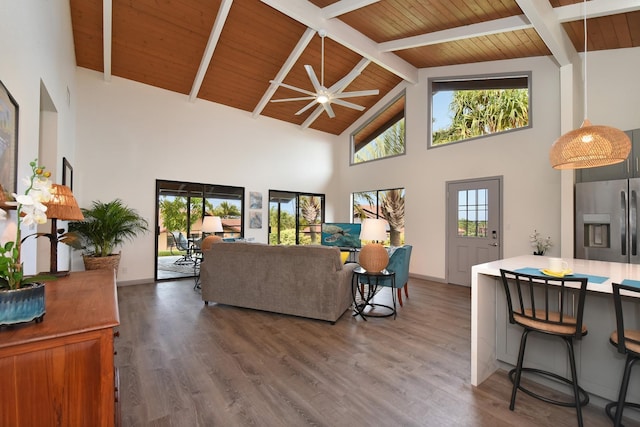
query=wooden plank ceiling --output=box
[70,0,640,136]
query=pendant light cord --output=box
[583,0,588,120]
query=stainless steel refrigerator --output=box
[575,179,640,263]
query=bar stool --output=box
[499,269,589,427]
[605,282,640,426]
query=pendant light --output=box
[549,0,631,170]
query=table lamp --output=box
[0,184,12,210]
[359,218,389,273]
[201,215,224,250]
[42,184,84,276]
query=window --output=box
[351,92,405,164]
[429,72,531,147]
[352,188,405,246]
[269,190,325,245]
[457,188,488,238]
[155,180,244,280]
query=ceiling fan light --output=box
[549,119,631,170]
[316,94,329,104]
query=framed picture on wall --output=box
[250,191,262,209]
[0,80,18,194]
[62,157,73,191]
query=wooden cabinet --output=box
[577,128,640,182]
[0,270,120,427]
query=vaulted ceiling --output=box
[70,0,640,136]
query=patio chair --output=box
[172,231,194,265]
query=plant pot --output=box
[0,282,46,326]
[83,253,121,277]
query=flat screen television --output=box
[321,223,361,248]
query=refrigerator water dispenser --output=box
[583,214,610,248]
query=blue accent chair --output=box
[364,245,412,307]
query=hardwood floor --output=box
[115,277,619,426]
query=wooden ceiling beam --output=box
[252,27,316,117]
[103,0,112,82]
[516,0,578,67]
[189,0,234,102]
[322,0,380,19]
[260,0,418,84]
[379,15,533,52]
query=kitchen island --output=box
[471,255,640,403]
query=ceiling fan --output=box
[270,30,379,119]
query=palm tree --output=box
[380,189,405,246]
[433,89,529,145]
[354,118,405,163]
[300,196,322,243]
[214,201,241,218]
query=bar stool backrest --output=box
[500,269,588,340]
[611,282,640,356]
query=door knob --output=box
[488,243,499,247]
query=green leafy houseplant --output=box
[0,160,54,290]
[69,199,149,267]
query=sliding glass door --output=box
[155,180,244,281]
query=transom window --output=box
[351,92,405,164]
[429,72,531,147]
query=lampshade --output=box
[359,218,388,242]
[43,184,84,220]
[202,215,223,233]
[549,119,631,169]
[37,184,83,276]
[549,0,632,170]
[359,218,389,273]
[0,184,13,210]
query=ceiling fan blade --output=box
[323,102,335,118]
[271,96,316,103]
[304,65,323,92]
[332,89,379,99]
[331,98,365,111]
[270,80,316,97]
[295,100,319,116]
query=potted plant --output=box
[0,160,54,325]
[530,229,552,255]
[69,199,149,275]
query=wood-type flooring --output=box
[115,277,624,426]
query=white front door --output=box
[446,177,502,286]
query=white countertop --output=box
[471,254,640,295]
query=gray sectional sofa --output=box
[200,242,358,323]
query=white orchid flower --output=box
[13,193,48,226]
[32,177,53,202]
[21,204,48,226]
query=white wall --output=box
[74,69,339,283]
[337,56,563,281]
[0,1,77,274]
[587,47,640,131]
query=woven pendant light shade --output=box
[550,119,631,170]
[549,0,631,170]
